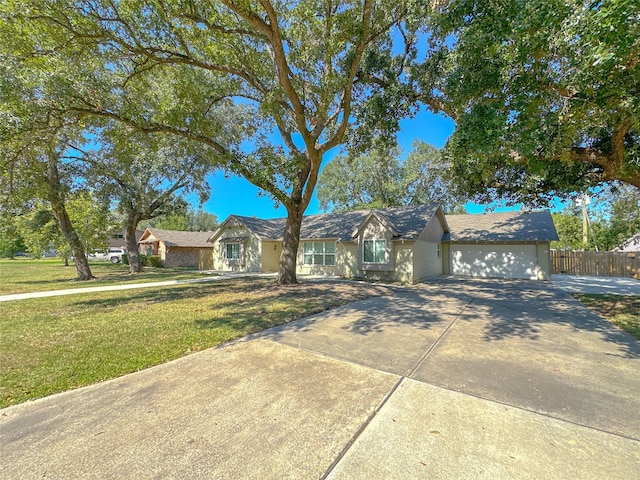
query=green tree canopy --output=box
[1,0,415,284]
[591,184,640,250]
[15,205,60,259]
[551,209,585,250]
[147,206,219,232]
[0,125,99,279]
[0,213,26,258]
[0,20,101,278]
[551,184,640,251]
[14,192,111,261]
[430,0,640,204]
[318,141,467,213]
[87,126,214,272]
[356,0,640,204]
[318,147,404,212]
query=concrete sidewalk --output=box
[0,272,342,302]
[0,274,229,302]
[1,278,638,479]
[552,274,640,295]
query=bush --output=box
[124,254,153,267]
[147,255,164,268]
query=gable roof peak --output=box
[139,227,215,247]
[212,203,443,243]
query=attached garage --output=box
[449,243,547,280]
[443,211,558,280]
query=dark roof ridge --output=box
[443,210,558,242]
[212,203,442,243]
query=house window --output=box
[225,242,241,260]
[303,241,335,266]
[363,239,386,264]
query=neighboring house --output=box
[42,248,58,258]
[138,228,215,268]
[612,233,640,252]
[107,229,144,250]
[443,211,559,280]
[208,205,558,282]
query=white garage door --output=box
[451,244,539,280]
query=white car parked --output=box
[88,248,126,263]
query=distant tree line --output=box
[0,197,218,262]
[317,141,468,214]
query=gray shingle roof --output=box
[300,210,369,241]
[372,204,442,240]
[228,216,287,240]
[142,228,215,248]
[443,211,559,242]
[220,204,442,242]
[612,233,640,252]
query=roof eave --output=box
[208,215,258,243]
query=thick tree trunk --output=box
[124,213,143,273]
[46,153,93,281]
[50,201,94,280]
[277,204,304,285]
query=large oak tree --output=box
[1,9,98,279]
[2,0,416,284]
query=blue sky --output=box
[198,105,563,221]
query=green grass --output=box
[0,258,211,295]
[0,278,388,408]
[572,293,640,340]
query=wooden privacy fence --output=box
[551,250,640,278]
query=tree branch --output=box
[68,105,291,205]
[320,0,376,154]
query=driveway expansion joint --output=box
[321,376,405,480]
[407,296,475,378]
[419,380,640,443]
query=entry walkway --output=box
[1,278,639,478]
[0,271,309,302]
[0,274,229,302]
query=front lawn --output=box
[572,293,640,340]
[0,278,389,408]
[0,258,211,295]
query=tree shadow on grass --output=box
[71,278,272,308]
[193,282,393,334]
[71,279,392,337]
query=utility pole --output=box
[576,193,590,247]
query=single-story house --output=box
[612,233,640,252]
[442,211,558,280]
[208,205,558,282]
[108,229,144,250]
[138,227,215,269]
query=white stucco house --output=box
[612,233,640,252]
[207,205,558,282]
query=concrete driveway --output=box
[1,278,639,479]
[551,274,640,295]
